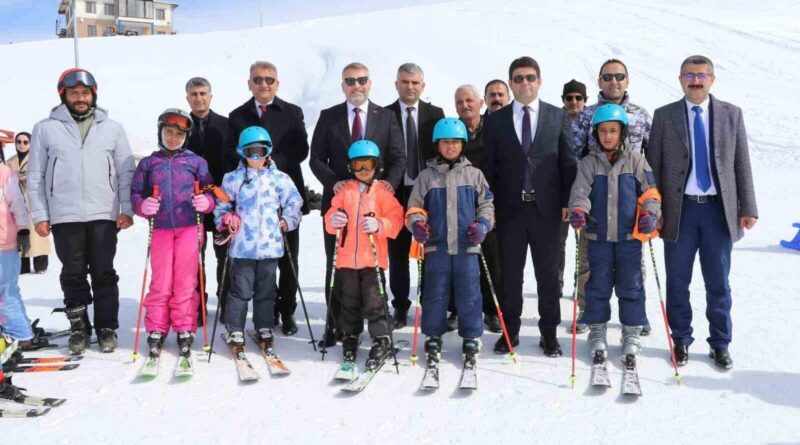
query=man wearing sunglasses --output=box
[647,55,757,370]
[384,63,444,329]
[481,56,577,356]
[310,62,405,347]
[27,68,136,354]
[227,61,310,336]
[561,79,587,122]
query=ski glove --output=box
[569,209,586,230]
[637,211,656,235]
[140,197,160,216]
[411,221,430,244]
[360,216,380,234]
[466,221,489,244]
[221,213,241,235]
[192,194,211,213]
[331,210,348,228]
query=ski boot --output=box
[0,333,18,365]
[0,373,25,404]
[342,335,358,364]
[177,332,194,358]
[462,338,481,368]
[621,325,642,356]
[366,336,391,371]
[587,323,608,358]
[147,332,165,358]
[97,328,118,353]
[65,306,92,355]
[226,331,246,351]
[424,336,442,367]
[255,328,274,351]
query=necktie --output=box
[195,117,206,145]
[259,104,268,114]
[692,106,711,192]
[406,106,419,179]
[352,107,363,142]
[521,106,534,192]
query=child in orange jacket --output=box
[324,140,403,373]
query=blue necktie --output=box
[692,106,711,192]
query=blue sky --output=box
[0,0,449,44]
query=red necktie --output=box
[352,107,363,142]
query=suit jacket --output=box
[481,101,577,221]
[646,95,757,243]
[188,109,229,230]
[228,96,310,214]
[309,100,405,213]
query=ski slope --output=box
[1,1,799,443]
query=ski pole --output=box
[408,240,424,366]
[194,181,210,353]
[321,221,343,360]
[366,215,399,374]
[207,240,232,363]
[479,246,517,363]
[282,229,317,352]
[132,184,159,362]
[648,239,681,384]
[570,229,580,388]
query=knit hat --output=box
[562,79,587,99]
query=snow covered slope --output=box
[1,1,799,443]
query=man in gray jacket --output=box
[27,68,136,355]
[647,55,757,369]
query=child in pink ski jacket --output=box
[130,109,214,357]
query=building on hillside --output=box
[57,0,178,38]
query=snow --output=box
[2,0,800,443]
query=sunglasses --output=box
[16,140,29,145]
[600,73,627,82]
[251,76,276,85]
[163,114,192,131]
[512,74,538,84]
[343,77,369,86]
[350,157,377,172]
[242,143,271,160]
[681,72,712,82]
[564,95,584,103]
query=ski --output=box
[590,351,612,388]
[246,330,290,376]
[222,334,259,382]
[0,393,67,407]
[333,361,358,382]
[173,355,194,378]
[341,358,386,393]
[419,363,439,391]
[621,354,642,396]
[136,355,161,379]
[0,407,51,417]
[16,356,83,365]
[12,363,80,373]
[458,356,478,390]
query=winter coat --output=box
[568,142,661,243]
[0,164,29,252]
[6,154,50,257]
[214,161,303,260]
[406,156,494,255]
[26,104,135,225]
[130,150,216,229]
[571,92,652,158]
[323,180,404,270]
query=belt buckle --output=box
[697,195,709,203]
[521,192,535,202]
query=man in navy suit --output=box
[482,57,577,356]
[310,62,405,346]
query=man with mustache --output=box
[561,79,587,122]
[647,55,757,370]
[27,68,136,355]
[484,80,510,114]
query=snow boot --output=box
[147,332,165,357]
[342,335,358,363]
[177,331,194,357]
[255,328,274,349]
[621,325,642,356]
[366,336,391,370]
[424,336,442,366]
[65,306,91,355]
[588,323,608,357]
[97,328,118,353]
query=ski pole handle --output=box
[152,184,160,199]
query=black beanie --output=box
[562,79,587,98]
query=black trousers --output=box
[337,268,390,338]
[497,202,562,338]
[557,221,570,297]
[388,185,413,313]
[199,230,230,318]
[323,226,342,335]
[51,221,120,332]
[20,255,48,274]
[275,228,300,318]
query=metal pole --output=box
[258,0,263,27]
[72,0,80,67]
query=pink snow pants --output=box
[144,226,201,334]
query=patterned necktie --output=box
[352,107,363,142]
[521,106,534,192]
[406,106,419,179]
[692,106,711,192]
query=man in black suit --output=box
[310,62,405,346]
[185,77,230,325]
[482,57,577,356]
[384,63,444,328]
[227,61,310,336]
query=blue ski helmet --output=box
[347,140,380,160]
[432,117,468,143]
[591,103,629,127]
[237,126,273,159]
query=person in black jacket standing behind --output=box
[185,77,230,325]
[384,63,444,328]
[482,57,577,356]
[310,62,405,346]
[227,61,310,336]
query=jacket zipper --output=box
[168,156,174,228]
[107,156,114,192]
[50,158,58,197]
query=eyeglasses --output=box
[15,140,29,145]
[343,77,369,86]
[563,95,584,103]
[251,76,276,85]
[512,74,538,84]
[350,157,377,172]
[242,143,271,160]
[681,72,712,82]
[162,114,192,131]
[600,73,627,82]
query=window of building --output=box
[104,3,115,15]
[119,0,154,19]
[156,9,165,20]
[87,25,98,37]
[104,26,115,36]
[157,31,165,35]
[86,1,96,13]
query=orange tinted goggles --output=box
[163,114,192,131]
[350,158,377,172]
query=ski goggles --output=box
[162,114,192,132]
[60,70,97,91]
[349,157,378,172]
[242,143,271,160]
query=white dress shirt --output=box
[400,101,419,186]
[512,98,539,147]
[684,97,717,196]
[347,101,369,140]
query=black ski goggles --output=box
[60,70,97,91]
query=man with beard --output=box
[484,80,510,114]
[27,68,135,355]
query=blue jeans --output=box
[422,251,483,338]
[583,239,647,326]
[664,199,732,349]
[0,250,33,340]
